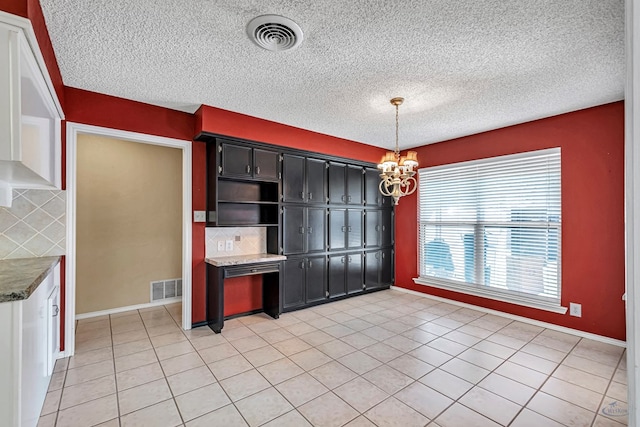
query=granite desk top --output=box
[205,253,287,267]
[0,257,61,303]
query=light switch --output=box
[193,211,206,222]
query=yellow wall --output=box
[76,134,182,314]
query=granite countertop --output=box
[205,253,287,267]
[0,257,61,303]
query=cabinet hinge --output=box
[280,208,284,214]
[218,145,223,153]
[218,166,223,173]
[362,169,366,175]
[279,172,282,180]
[279,154,284,161]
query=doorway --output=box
[65,123,192,357]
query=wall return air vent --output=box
[247,14,304,52]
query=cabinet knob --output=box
[300,261,306,269]
[300,191,305,199]
[341,257,345,264]
[52,305,59,317]
[308,192,313,200]
[308,260,313,268]
[376,225,380,232]
[246,165,251,174]
[299,226,306,234]
[341,195,346,202]
[255,166,261,175]
[308,226,313,234]
[347,195,352,202]
[251,268,258,273]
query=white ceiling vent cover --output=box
[247,15,303,52]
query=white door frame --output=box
[626,0,639,425]
[64,122,193,357]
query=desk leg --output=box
[206,264,225,333]
[262,270,281,319]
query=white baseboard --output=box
[75,298,181,320]
[391,286,627,348]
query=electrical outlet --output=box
[217,241,224,251]
[225,240,233,251]
[569,302,582,317]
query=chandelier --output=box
[377,97,419,205]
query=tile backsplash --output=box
[205,227,266,258]
[0,189,66,259]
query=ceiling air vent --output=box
[247,15,303,52]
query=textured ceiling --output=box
[39,0,624,150]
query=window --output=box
[414,148,563,312]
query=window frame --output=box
[413,148,567,314]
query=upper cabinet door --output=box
[220,143,252,177]
[365,168,382,206]
[306,207,326,252]
[253,149,279,181]
[328,162,347,204]
[282,154,305,202]
[346,165,363,205]
[282,206,306,255]
[306,158,327,204]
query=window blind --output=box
[417,148,561,308]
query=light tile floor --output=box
[38,290,628,426]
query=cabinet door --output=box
[307,207,326,253]
[306,256,327,303]
[328,254,346,297]
[381,248,393,285]
[347,165,363,205]
[364,251,380,288]
[253,149,279,180]
[365,167,382,206]
[283,258,305,309]
[306,158,327,204]
[346,253,363,294]
[347,209,363,249]
[382,208,393,247]
[282,206,305,254]
[282,154,305,202]
[221,143,252,177]
[365,209,381,248]
[329,209,346,251]
[328,162,347,204]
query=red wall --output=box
[196,105,386,164]
[395,102,626,340]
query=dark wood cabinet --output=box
[347,165,364,205]
[365,209,381,248]
[328,254,346,298]
[328,162,363,205]
[254,148,280,181]
[282,206,326,254]
[364,249,393,290]
[220,143,253,178]
[382,208,393,247]
[220,141,279,181]
[329,209,363,251]
[196,132,395,315]
[364,167,392,207]
[329,253,364,297]
[282,155,327,203]
[283,256,327,309]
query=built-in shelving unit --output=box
[196,132,395,313]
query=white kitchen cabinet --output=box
[0,12,63,207]
[0,263,60,427]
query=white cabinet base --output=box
[0,264,59,427]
